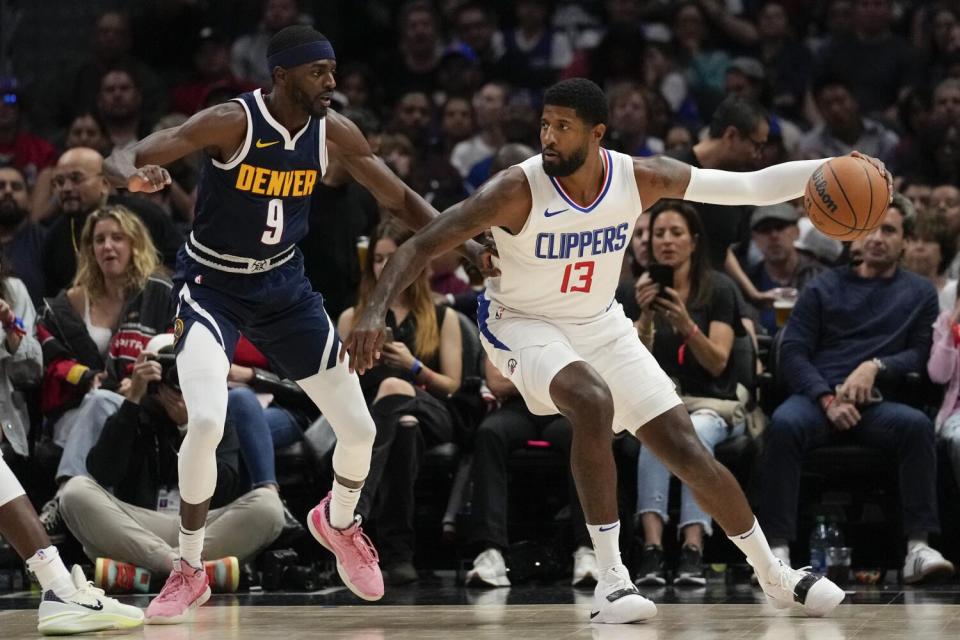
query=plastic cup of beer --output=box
[356,235,370,267]
[772,287,798,328]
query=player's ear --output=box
[593,123,606,143]
[272,66,286,85]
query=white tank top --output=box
[84,291,113,358]
[484,148,642,321]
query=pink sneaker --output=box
[145,559,211,624]
[308,492,384,601]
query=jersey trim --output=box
[210,98,253,170]
[253,88,312,151]
[476,293,510,351]
[185,232,296,274]
[548,148,613,213]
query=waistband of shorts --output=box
[184,232,296,274]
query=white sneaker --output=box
[37,565,144,635]
[758,559,845,617]
[573,547,599,587]
[466,548,510,587]
[751,546,790,585]
[903,544,955,584]
[590,565,657,624]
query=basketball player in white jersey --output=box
[346,79,891,623]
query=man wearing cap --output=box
[747,204,825,335]
[105,25,486,622]
[171,28,257,116]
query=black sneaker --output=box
[634,545,667,586]
[674,544,706,586]
[38,498,66,545]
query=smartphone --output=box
[383,327,395,344]
[648,264,674,298]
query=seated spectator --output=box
[57,337,283,590]
[450,82,508,179]
[902,202,958,312]
[35,10,166,136]
[231,0,304,88]
[753,1,813,121]
[796,76,899,165]
[338,219,462,585]
[36,205,175,540]
[630,201,750,586]
[43,147,182,296]
[901,178,932,213]
[171,28,256,116]
[760,204,956,584]
[438,96,475,159]
[616,210,651,310]
[0,251,42,461]
[605,83,664,158]
[813,0,920,117]
[96,67,154,151]
[31,112,112,223]
[0,165,45,305]
[746,204,825,336]
[496,0,574,91]
[928,185,960,279]
[0,78,56,188]
[794,217,845,266]
[671,2,731,118]
[380,1,445,103]
[451,2,504,79]
[927,287,960,495]
[464,354,596,588]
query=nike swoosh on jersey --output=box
[255,139,280,148]
[544,208,569,217]
[70,599,104,611]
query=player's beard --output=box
[296,87,328,119]
[542,145,588,177]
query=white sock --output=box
[329,479,362,530]
[728,518,780,583]
[178,521,204,569]
[26,546,75,598]
[586,521,622,572]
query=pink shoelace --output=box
[348,526,380,566]
[153,567,200,603]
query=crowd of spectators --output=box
[2,0,960,590]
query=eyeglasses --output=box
[741,133,767,154]
[52,172,102,188]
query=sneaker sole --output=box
[38,611,144,635]
[145,586,211,625]
[674,575,706,586]
[904,563,956,585]
[572,575,598,588]
[307,506,383,602]
[465,572,510,588]
[634,575,667,587]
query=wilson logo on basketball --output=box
[812,168,838,213]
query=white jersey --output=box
[483,148,642,322]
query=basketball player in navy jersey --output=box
[347,78,892,624]
[105,26,480,622]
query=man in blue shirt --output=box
[760,204,955,584]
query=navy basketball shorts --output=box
[171,247,340,380]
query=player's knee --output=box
[187,406,225,450]
[562,376,614,425]
[375,376,416,401]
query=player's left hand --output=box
[850,151,893,203]
[381,341,415,370]
[652,288,696,336]
[340,313,387,374]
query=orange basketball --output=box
[802,156,890,241]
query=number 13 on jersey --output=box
[560,261,594,293]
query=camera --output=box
[147,349,180,393]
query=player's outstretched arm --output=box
[341,166,531,374]
[634,152,891,209]
[326,110,438,230]
[104,102,247,194]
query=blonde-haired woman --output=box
[338,217,462,585]
[37,205,175,539]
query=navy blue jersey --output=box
[191,89,327,261]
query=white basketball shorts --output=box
[478,298,681,433]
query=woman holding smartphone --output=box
[631,200,749,587]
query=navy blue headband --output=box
[267,39,336,70]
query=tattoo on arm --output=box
[635,156,693,206]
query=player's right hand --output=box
[340,313,387,374]
[127,165,172,193]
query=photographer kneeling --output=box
[58,335,283,592]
